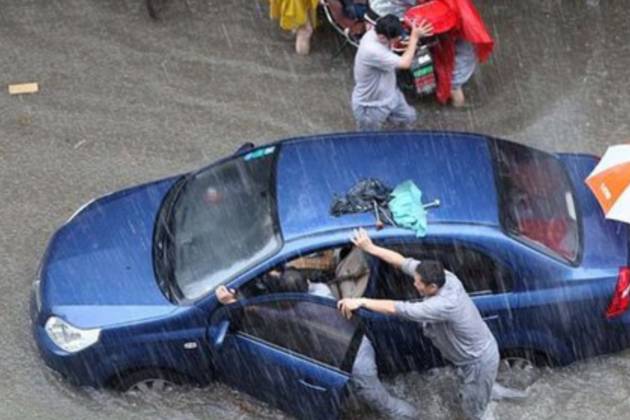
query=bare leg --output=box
[451,87,465,107]
[295,18,313,55]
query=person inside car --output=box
[215,265,419,418]
[338,228,500,420]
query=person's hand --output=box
[215,285,238,305]
[410,18,433,41]
[350,228,375,253]
[337,298,363,319]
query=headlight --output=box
[45,317,101,353]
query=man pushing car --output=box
[338,228,500,420]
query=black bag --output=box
[330,178,393,223]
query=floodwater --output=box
[1,0,629,419]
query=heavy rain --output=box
[2,0,630,419]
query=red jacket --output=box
[430,0,494,103]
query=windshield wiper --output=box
[155,218,176,301]
[154,174,190,302]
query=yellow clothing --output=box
[269,0,319,31]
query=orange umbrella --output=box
[585,145,630,223]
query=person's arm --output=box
[338,296,451,322]
[398,19,433,70]
[394,298,451,323]
[351,228,406,268]
[337,297,397,319]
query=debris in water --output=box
[8,82,39,95]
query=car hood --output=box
[39,177,178,327]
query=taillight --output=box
[606,267,630,319]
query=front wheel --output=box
[114,369,187,394]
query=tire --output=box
[498,349,552,390]
[501,348,554,367]
[113,368,187,394]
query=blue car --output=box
[31,131,630,419]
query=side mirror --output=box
[208,319,230,348]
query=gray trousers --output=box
[352,90,417,131]
[456,344,500,420]
[351,337,418,419]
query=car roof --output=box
[275,131,500,242]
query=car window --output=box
[227,298,360,371]
[369,256,422,301]
[237,245,366,301]
[490,139,580,263]
[166,148,282,300]
[384,242,513,296]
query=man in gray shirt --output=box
[338,228,499,420]
[351,14,432,130]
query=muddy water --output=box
[1,0,629,419]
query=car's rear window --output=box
[491,140,581,263]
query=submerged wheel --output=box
[498,349,551,390]
[114,369,186,394]
[501,348,554,367]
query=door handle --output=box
[483,315,499,322]
[298,379,328,393]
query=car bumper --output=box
[607,310,630,328]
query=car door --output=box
[446,242,515,345]
[360,249,444,374]
[207,294,362,420]
[360,306,443,374]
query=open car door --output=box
[207,294,362,420]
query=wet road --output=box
[1,0,630,418]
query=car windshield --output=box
[157,146,282,301]
[491,140,581,262]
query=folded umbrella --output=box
[388,180,429,237]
